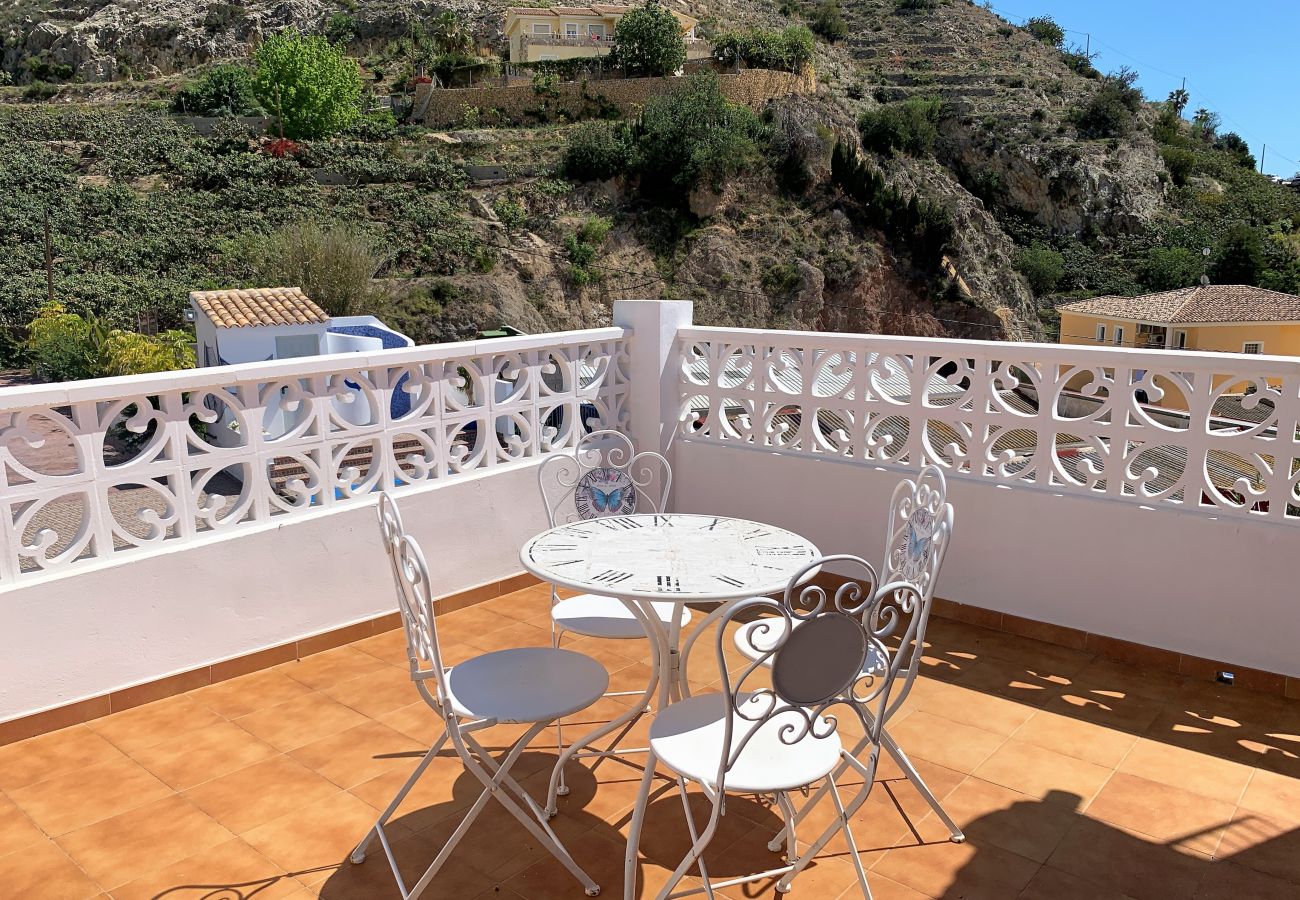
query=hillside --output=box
[2,0,1298,359]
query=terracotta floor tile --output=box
[1012,708,1138,768]
[872,756,968,823]
[714,852,862,899]
[1018,864,1138,900]
[193,669,316,719]
[0,794,47,855]
[278,645,392,692]
[242,790,411,886]
[234,693,371,753]
[375,700,441,744]
[507,826,655,900]
[914,679,1037,736]
[111,837,301,900]
[133,720,279,791]
[1117,737,1254,805]
[1043,684,1165,733]
[885,711,1007,774]
[1073,657,1191,704]
[466,621,554,654]
[348,751,476,835]
[913,776,1076,863]
[973,740,1113,807]
[1238,767,1300,823]
[319,666,420,719]
[0,725,126,792]
[349,628,412,668]
[86,693,225,755]
[872,834,1040,900]
[56,795,234,890]
[1194,859,1300,900]
[860,872,933,900]
[1084,772,1235,855]
[1047,817,1209,900]
[0,838,102,900]
[183,755,344,835]
[9,754,172,836]
[319,837,496,899]
[290,721,426,790]
[1216,809,1300,884]
[951,658,1062,708]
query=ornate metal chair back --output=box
[537,428,671,527]
[376,493,447,698]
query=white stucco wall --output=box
[0,461,553,721]
[670,441,1300,679]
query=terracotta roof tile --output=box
[1059,285,1300,325]
[189,287,330,329]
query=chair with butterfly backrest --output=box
[349,493,609,899]
[625,555,915,899]
[730,464,964,844]
[537,428,687,791]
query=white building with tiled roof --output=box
[1058,284,1300,356]
[503,4,707,63]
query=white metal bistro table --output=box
[520,514,819,858]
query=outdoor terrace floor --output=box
[2,583,1298,900]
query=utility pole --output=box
[1260,144,1266,173]
[1084,33,1090,56]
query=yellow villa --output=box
[504,4,708,63]
[1058,284,1300,356]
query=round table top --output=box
[521,514,820,602]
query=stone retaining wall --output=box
[412,68,815,128]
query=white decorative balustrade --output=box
[0,329,629,585]
[676,327,1300,524]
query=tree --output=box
[173,64,263,116]
[562,121,635,181]
[1214,132,1256,169]
[632,71,765,201]
[809,0,848,42]
[1023,16,1064,48]
[250,222,382,316]
[254,29,362,140]
[1014,244,1065,294]
[1142,247,1202,291]
[1166,88,1189,117]
[712,27,813,71]
[1191,107,1220,143]
[432,12,473,55]
[1072,68,1143,139]
[858,96,942,156]
[612,5,686,78]
[1212,224,1266,285]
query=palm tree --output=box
[1166,88,1189,117]
[433,12,473,55]
[1192,107,1220,142]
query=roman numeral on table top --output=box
[592,569,633,584]
[714,574,744,587]
[657,575,681,591]
[653,515,674,527]
[598,517,642,530]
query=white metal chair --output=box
[627,555,913,899]
[731,464,964,843]
[538,428,687,790]
[350,493,608,898]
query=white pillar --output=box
[613,296,693,461]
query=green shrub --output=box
[26,304,96,381]
[1023,16,1064,47]
[174,64,263,116]
[1071,68,1143,139]
[1060,47,1100,79]
[254,29,362,139]
[809,0,848,42]
[611,5,687,77]
[631,71,766,201]
[858,96,942,156]
[25,303,193,381]
[1212,223,1267,285]
[325,12,357,45]
[894,0,938,12]
[713,26,814,71]
[1014,244,1065,294]
[1214,132,1256,169]
[1160,147,1196,187]
[562,121,635,181]
[492,195,527,231]
[1141,247,1202,291]
[249,222,381,316]
[564,217,612,285]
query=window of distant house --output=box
[1242,341,1263,354]
[1114,327,1124,346]
[532,23,551,35]
[588,23,607,38]
[565,22,578,37]
[1095,324,1106,342]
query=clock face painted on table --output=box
[522,514,820,600]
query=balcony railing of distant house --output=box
[527,33,616,47]
[674,327,1300,525]
[0,329,629,586]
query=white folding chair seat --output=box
[445,647,608,722]
[553,593,690,640]
[649,693,842,793]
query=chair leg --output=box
[624,750,660,900]
[881,728,964,842]
[350,728,450,865]
[553,625,570,797]
[782,751,882,893]
[675,777,715,900]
